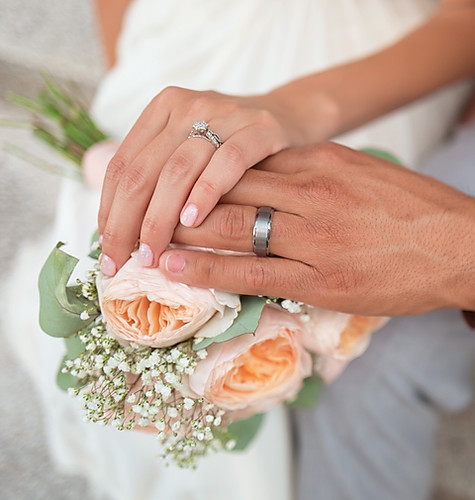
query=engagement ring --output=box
[188,120,223,149]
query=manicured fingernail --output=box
[100,254,116,276]
[138,242,153,267]
[180,204,198,227]
[165,253,185,273]
[98,234,103,245]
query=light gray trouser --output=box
[292,123,475,500]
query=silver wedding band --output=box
[253,206,274,257]
[188,120,223,149]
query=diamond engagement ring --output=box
[188,121,223,149]
[253,206,274,257]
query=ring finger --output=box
[138,134,221,266]
[172,203,304,260]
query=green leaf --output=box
[64,335,87,359]
[56,357,84,390]
[193,295,266,350]
[7,92,44,115]
[286,374,322,409]
[38,242,98,337]
[64,121,96,150]
[56,335,87,391]
[360,147,403,165]
[226,413,265,451]
[88,229,101,260]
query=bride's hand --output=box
[157,143,475,316]
[98,86,322,276]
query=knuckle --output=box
[188,95,211,116]
[196,253,219,283]
[101,227,125,250]
[221,142,244,167]
[118,165,148,198]
[305,142,344,168]
[161,153,191,182]
[295,176,340,202]
[308,217,348,246]
[104,154,128,184]
[255,109,279,129]
[195,178,219,198]
[244,260,270,293]
[156,85,182,105]
[216,206,247,241]
[141,216,161,237]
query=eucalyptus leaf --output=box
[64,335,87,359]
[226,413,265,451]
[193,295,266,350]
[56,335,87,391]
[56,356,84,391]
[88,229,101,260]
[38,242,98,337]
[360,147,403,165]
[286,374,322,409]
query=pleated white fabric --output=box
[3,1,472,499]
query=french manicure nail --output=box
[138,242,154,267]
[166,254,185,273]
[180,204,198,227]
[100,254,116,276]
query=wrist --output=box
[263,82,342,144]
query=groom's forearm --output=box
[267,1,475,141]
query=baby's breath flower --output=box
[155,420,165,431]
[167,407,178,418]
[61,273,228,468]
[165,372,178,385]
[281,299,303,314]
[225,439,236,451]
[183,398,195,410]
[300,313,310,323]
[196,349,208,360]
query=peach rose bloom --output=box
[301,308,388,361]
[81,139,120,190]
[313,356,349,385]
[189,307,312,418]
[98,253,240,347]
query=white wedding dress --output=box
[3,1,471,499]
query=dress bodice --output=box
[92,0,462,167]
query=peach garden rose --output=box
[188,306,313,418]
[301,307,388,361]
[98,252,241,348]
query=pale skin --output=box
[159,143,475,316]
[94,1,475,301]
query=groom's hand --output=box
[159,143,475,316]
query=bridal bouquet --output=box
[26,76,388,467]
[39,238,385,468]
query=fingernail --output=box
[138,242,153,267]
[165,253,185,273]
[100,254,116,276]
[180,204,198,227]
[98,234,103,245]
